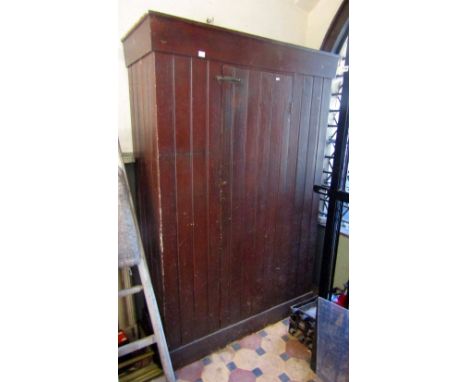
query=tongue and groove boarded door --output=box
[217,65,294,329]
[152,53,329,339]
[151,54,330,353]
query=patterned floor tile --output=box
[176,360,204,382]
[233,348,260,370]
[252,367,263,377]
[258,329,268,337]
[200,361,230,382]
[281,334,290,342]
[261,333,286,355]
[284,357,315,381]
[255,346,266,356]
[202,357,212,366]
[211,347,235,364]
[280,352,290,361]
[239,333,262,350]
[256,375,279,382]
[175,318,317,382]
[265,321,288,338]
[257,353,287,377]
[285,338,311,361]
[228,368,256,382]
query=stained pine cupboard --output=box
[122,11,338,367]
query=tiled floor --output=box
[175,318,316,382]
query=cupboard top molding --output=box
[122,11,339,79]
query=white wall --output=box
[305,0,343,49]
[118,0,343,153]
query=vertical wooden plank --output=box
[135,60,150,283]
[206,61,223,333]
[240,69,261,318]
[297,76,324,294]
[227,66,250,324]
[142,55,156,294]
[269,74,294,304]
[129,54,165,339]
[146,52,165,309]
[262,73,293,309]
[303,77,325,292]
[154,53,181,349]
[293,76,314,296]
[284,74,305,301]
[218,65,235,327]
[191,58,209,339]
[128,66,139,158]
[173,55,196,345]
[253,72,274,313]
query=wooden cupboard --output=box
[122,11,338,367]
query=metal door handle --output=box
[216,75,241,83]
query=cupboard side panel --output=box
[154,53,182,348]
[173,55,196,345]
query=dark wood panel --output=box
[252,72,274,314]
[300,77,324,293]
[130,56,164,303]
[284,74,305,302]
[173,55,196,345]
[206,61,223,334]
[227,66,250,325]
[218,65,233,328]
[143,54,164,303]
[154,53,182,349]
[292,76,314,296]
[123,12,339,79]
[122,15,153,68]
[270,74,294,305]
[191,58,210,340]
[240,69,262,319]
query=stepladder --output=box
[118,145,176,382]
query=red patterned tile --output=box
[176,360,204,382]
[228,368,256,382]
[239,333,262,350]
[285,339,311,361]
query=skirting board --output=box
[169,290,316,369]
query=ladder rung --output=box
[119,334,157,358]
[119,363,162,382]
[118,285,144,298]
[118,349,154,370]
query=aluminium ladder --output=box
[118,145,176,382]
